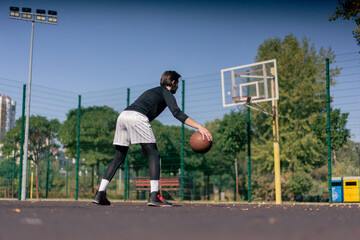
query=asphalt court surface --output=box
[1,200,360,240]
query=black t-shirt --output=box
[125,86,189,123]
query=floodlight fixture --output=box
[47,10,58,23]
[36,9,46,21]
[22,7,32,19]
[9,6,20,17]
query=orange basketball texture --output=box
[190,131,212,153]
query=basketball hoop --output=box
[220,59,281,204]
[246,96,252,104]
[221,59,278,107]
[243,96,273,116]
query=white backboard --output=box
[221,59,278,107]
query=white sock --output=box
[99,179,110,192]
[150,180,159,192]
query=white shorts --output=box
[113,110,156,146]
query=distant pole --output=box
[21,21,35,201]
[30,171,34,199]
[124,88,130,201]
[114,170,117,199]
[247,105,252,203]
[12,151,16,198]
[326,58,332,203]
[75,95,81,200]
[235,158,239,201]
[180,80,185,201]
[119,169,122,199]
[18,84,26,200]
[45,140,50,198]
[66,163,69,198]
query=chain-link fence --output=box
[330,53,360,177]
[1,52,359,202]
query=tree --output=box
[251,34,340,199]
[335,140,360,176]
[312,108,351,175]
[152,121,182,175]
[0,158,18,197]
[329,0,360,46]
[58,106,118,188]
[1,116,60,199]
[287,171,313,199]
[215,110,247,156]
[210,110,248,200]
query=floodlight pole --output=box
[21,20,35,201]
[10,7,58,200]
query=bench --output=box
[135,177,180,192]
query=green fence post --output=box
[124,88,130,201]
[12,151,16,198]
[181,79,185,201]
[326,58,332,204]
[83,167,86,195]
[247,104,252,202]
[46,143,50,198]
[75,95,81,200]
[6,156,10,198]
[66,167,68,198]
[18,84,26,200]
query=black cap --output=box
[48,10,57,16]
[10,6,19,12]
[36,9,46,14]
[22,7,32,13]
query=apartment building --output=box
[0,94,16,141]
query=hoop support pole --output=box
[271,77,282,205]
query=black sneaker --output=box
[147,191,173,207]
[92,190,111,205]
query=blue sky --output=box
[1,0,358,93]
[0,0,359,142]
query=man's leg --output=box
[141,143,172,207]
[93,145,129,205]
[141,143,160,190]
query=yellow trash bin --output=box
[343,177,360,202]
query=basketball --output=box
[190,131,212,154]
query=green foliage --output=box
[330,0,360,45]
[312,108,350,151]
[1,116,60,164]
[214,110,247,156]
[312,108,351,176]
[252,34,339,172]
[333,140,360,176]
[152,122,182,175]
[0,158,17,187]
[58,106,118,166]
[1,129,19,157]
[241,34,342,199]
[37,158,64,197]
[2,115,61,198]
[287,171,313,196]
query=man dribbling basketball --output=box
[92,71,213,207]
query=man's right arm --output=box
[184,117,213,141]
